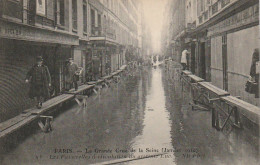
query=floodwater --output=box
[0,66,259,165]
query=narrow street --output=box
[0,66,259,165]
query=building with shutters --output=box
[0,0,143,122]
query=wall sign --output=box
[0,20,79,45]
[36,0,46,16]
[208,3,259,37]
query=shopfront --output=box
[0,20,78,122]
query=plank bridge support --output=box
[38,115,53,133]
[75,95,88,107]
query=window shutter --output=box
[46,0,54,20]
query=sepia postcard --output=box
[0,0,259,165]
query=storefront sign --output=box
[0,20,79,45]
[36,0,46,16]
[208,3,259,36]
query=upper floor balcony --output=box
[196,0,240,26]
[90,25,116,42]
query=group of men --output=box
[25,56,82,109]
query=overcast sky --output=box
[142,0,168,53]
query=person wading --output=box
[25,56,51,109]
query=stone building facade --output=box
[0,0,143,122]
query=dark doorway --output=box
[222,34,228,91]
[199,42,206,79]
[205,39,211,81]
[191,43,196,74]
[85,50,92,82]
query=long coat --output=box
[26,64,51,99]
[250,49,259,80]
[65,63,79,83]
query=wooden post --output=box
[215,110,220,131]
[233,107,242,128]
[212,108,216,128]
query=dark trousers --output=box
[35,85,44,103]
[66,81,78,91]
[181,63,187,70]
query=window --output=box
[72,0,77,30]
[56,0,65,26]
[83,3,87,33]
[204,11,208,20]
[212,2,218,15]
[91,9,95,26]
[2,0,23,20]
[91,9,95,35]
[199,16,203,24]
[98,14,101,35]
[98,14,101,27]
[221,0,230,8]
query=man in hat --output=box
[65,58,82,91]
[25,56,51,109]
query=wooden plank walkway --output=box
[179,69,260,129]
[182,70,192,75]
[221,96,260,125]
[198,82,230,97]
[188,74,204,83]
[0,67,127,139]
[65,84,95,95]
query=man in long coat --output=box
[65,58,81,91]
[25,56,51,109]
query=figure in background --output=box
[25,56,51,109]
[181,49,189,70]
[65,58,82,91]
[249,48,259,97]
[92,57,101,81]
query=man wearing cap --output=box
[25,56,51,109]
[65,58,81,91]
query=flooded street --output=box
[0,66,259,165]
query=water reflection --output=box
[163,66,259,165]
[0,66,259,165]
[126,67,175,165]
